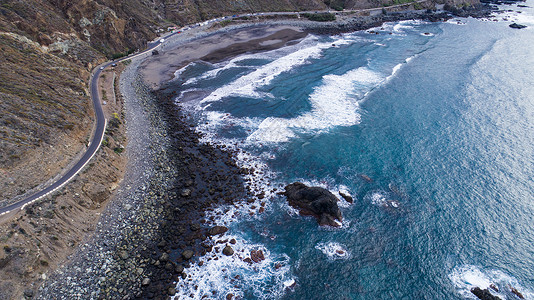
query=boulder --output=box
[222,245,234,256]
[182,250,194,260]
[250,250,265,263]
[283,182,342,227]
[511,287,525,299]
[470,287,501,300]
[509,23,527,29]
[208,226,228,236]
[339,191,353,203]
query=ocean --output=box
[168,3,534,299]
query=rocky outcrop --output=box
[471,287,501,300]
[509,23,527,29]
[283,182,342,227]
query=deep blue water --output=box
[171,3,534,299]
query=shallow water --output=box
[169,3,534,299]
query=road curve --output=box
[0,68,107,216]
[0,37,169,216]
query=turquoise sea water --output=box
[170,3,534,299]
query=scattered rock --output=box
[222,245,234,256]
[23,289,34,298]
[181,188,192,197]
[159,252,169,262]
[208,226,228,236]
[511,286,525,299]
[360,174,373,182]
[470,287,501,300]
[250,249,265,263]
[182,250,194,260]
[226,293,234,300]
[339,191,353,203]
[509,23,527,29]
[283,182,342,227]
[141,278,151,286]
[118,250,129,260]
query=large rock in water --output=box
[283,182,342,227]
[471,287,501,300]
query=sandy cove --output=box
[139,25,308,89]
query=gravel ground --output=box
[38,57,177,299]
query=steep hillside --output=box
[0,0,165,203]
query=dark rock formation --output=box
[283,182,342,227]
[339,191,354,203]
[471,287,501,300]
[250,250,265,263]
[208,226,229,236]
[511,286,525,299]
[222,245,234,256]
[509,23,527,29]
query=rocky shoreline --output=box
[37,3,511,299]
[38,54,254,299]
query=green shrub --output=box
[113,147,124,154]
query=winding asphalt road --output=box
[0,37,169,216]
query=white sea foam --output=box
[367,190,400,208]
[198,39,332,106]
[172,235,293,300]
[247,67,384,143]
[337,185,354,208]
[315,242,351,260]
[173,64,191,79]
[183,53,259,86]
[449,265,534,299]
[510,13,534,26]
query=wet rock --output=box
[226,293,234,300]
[175,264,184,273]
[283,182,342,227]
[511,287,525,299]
[222,245,234,256]
[470,287,501,300]
[339,191,353,203]
[360,174,373,182]
[208,226,228,236]
[250,250,265,263]
[181,189,192,197]
[168,287,176,295]
[182,250,194,260]
[509,23,527,29]
[159,252,169,262]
